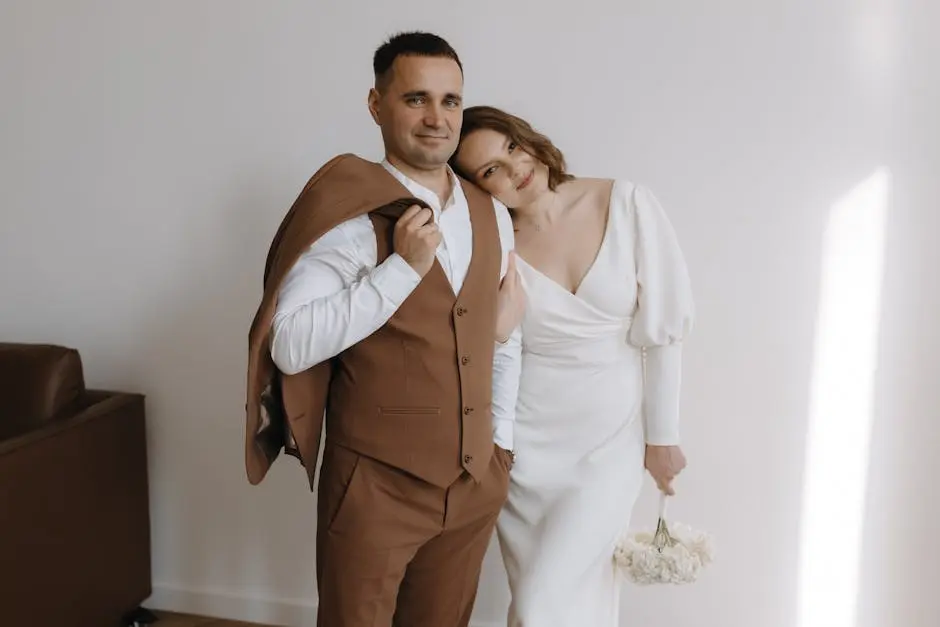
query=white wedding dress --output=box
[497,180,695,627]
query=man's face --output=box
[369,55,463,172]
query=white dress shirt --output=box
[270,160,521,450]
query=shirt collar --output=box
[381,158,464,213]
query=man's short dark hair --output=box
[373,31,462,92]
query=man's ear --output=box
[367,88,381,125]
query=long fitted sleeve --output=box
[626,185,695,445]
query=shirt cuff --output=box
[645,431,681,447]
[371,252,422,306]
[493,419,514,451]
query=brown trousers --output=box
[315,441,512,627]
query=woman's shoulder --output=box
[565,176,615,190]
[560,176,619,205]
[566,176,646,199]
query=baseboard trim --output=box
[146,583,502,627]
[147,584,315,626]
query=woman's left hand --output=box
[644,444,687,495]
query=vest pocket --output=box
[378,407,441,416]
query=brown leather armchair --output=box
[0,342,153,627]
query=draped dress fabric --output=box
[497,180,695,626]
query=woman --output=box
[450,106,695,626]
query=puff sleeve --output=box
[626,184,695,445]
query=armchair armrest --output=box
[0,391,152,627]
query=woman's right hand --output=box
[496,251,525,342]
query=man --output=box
[244,31,524,626]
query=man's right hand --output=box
[394,205,441,277]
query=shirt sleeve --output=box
[269,215,422,375]
[490,197,523,450]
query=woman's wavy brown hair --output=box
[451,105,575,190]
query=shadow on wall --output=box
[133,162,320,619]
[852,158,940,627]
[797,168,889,627]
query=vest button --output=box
[461,355,470,365]
[456,306,467,316]
[464,406,474,415]
[464,454,473,464]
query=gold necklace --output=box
[526,193,559,233]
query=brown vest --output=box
[245,154,501,490]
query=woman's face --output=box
[454,128,549,207]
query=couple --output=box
[244,30,694,627]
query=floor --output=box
[153,610,280,627]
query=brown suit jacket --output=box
[244,153,432,487]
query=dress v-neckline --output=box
[516,180,617,301]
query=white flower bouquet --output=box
[613,492,715,585]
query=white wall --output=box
[2,1,938,626]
